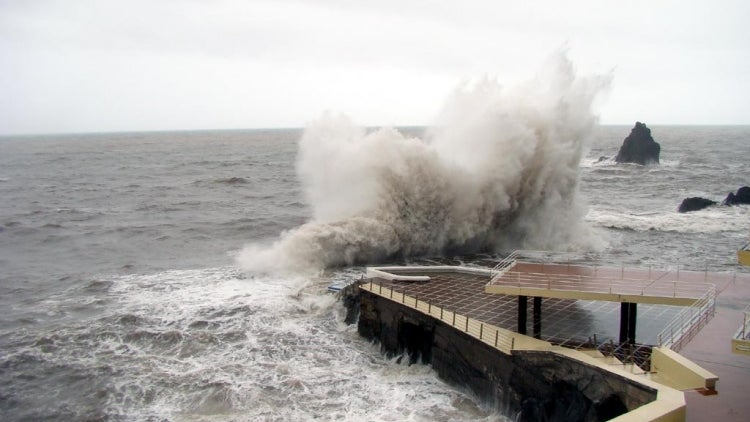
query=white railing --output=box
[489,250,609,282]
[489,251,520,280]
[734,303,750,341]
[657,286,716,351]
[490,270,712,300]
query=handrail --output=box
[489,251,520,280]
[595,340,654,372]
[490,270,712,300]
[657,285,716,351]
[739,304,750,340]
[489,250,586,279]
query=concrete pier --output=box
[346,256,749,421]
[347,284,659,421]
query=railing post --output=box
[495,330,499,347]
[480,323,484,340]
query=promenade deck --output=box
[361,256,750,421]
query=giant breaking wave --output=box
[239,53,611,271]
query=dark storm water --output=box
[0,126,748,420]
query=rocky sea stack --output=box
[723,186,750,206]
[615,122,661,165]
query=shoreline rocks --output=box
[615,122,661,165]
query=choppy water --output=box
[0,125,748,421]
[583,125,750,267]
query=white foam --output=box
[20,267,504,421]
[238,51,611,272]
[586,205,750,234]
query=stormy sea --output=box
[1,58,749,421]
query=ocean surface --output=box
[1,125,749,421]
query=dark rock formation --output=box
[347,289,656,421]
[340,282,362,325]
[678,197,717,213]
[678,186,749,212]
[615,122,661,165]
[723,186,750,206]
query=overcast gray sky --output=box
[1,0,748,135]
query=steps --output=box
[579,349,649,375]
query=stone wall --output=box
[346,287,657,421]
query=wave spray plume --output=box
[238,52,611,272]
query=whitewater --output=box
[238,54,611,272]
[1,55,748,421]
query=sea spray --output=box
[238,52,611,272]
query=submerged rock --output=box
[678,197,717,213]
[615,122,661,165]
[723,186,750,206]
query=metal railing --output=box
[360,279,551,354]
[657,286,716,352]
[734,303,750,341]
[597,340,654,373]
[490,270,712,301]
[489,250,520,280]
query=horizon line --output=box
[2,123,750,138]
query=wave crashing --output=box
[239,52,611,272]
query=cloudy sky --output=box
[1,0,748,135]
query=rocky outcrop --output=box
[347,289,656,421]
[678,186,749,212]
[723,186,750,206]
[678,197,717,213]
[615,122,661,165]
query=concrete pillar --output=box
[619,302,629,344]
[619,302,638,345]
[627,303,638,344]
[533,296,542,339]
[518,295,528,334]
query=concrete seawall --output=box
[345,286,658,421]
